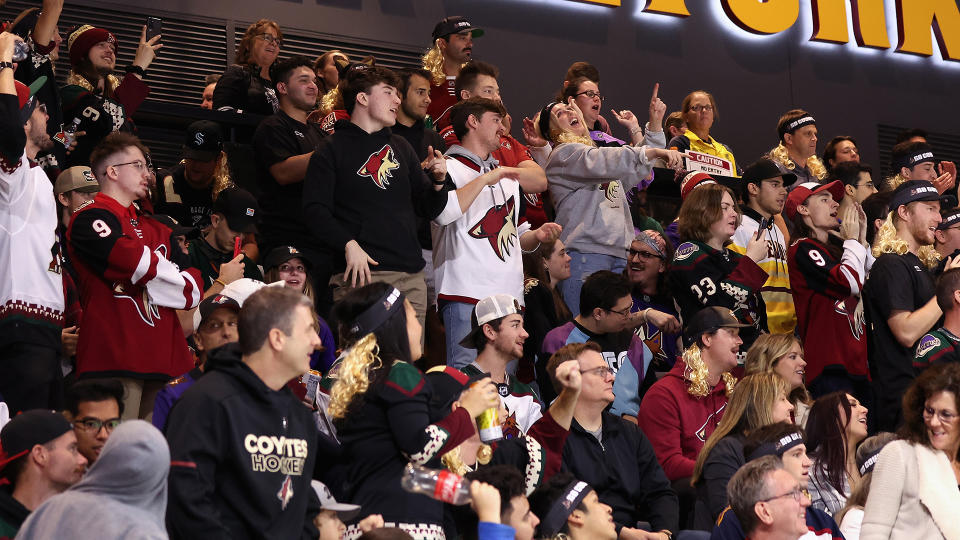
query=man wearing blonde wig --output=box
[863,179,960,432]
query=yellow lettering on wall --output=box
[721,0,800,34]
[850,0,890,49]
[811,0,848,43]
[896,0,960,61]
[576,0,621,5]
[643,0,690,16]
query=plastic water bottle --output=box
[12,40,29,62]
[400,463,472,505]
[64,118,81,148]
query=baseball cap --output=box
[194,294,241,332]
[0,410,73,472]
[889,180,945,214]
[263,245,311,272]
[939,207,960,231]
[15,76,45,125]
[54,165,99,196]
[458,294,523,348]
[741,158,797,188]
[183,120,223,162]
[891,143,936,172]
[679,171,716,201]
[213,187,259,233]
[431,16,484,42]
[151,214,199,239]
[683,306,749,347]
[190,279,285,333]
[425,366,486,418]
[784,180,845,220]
[311,480,361,521]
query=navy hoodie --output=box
[165,343,320,540]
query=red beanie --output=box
[68,24,117,67]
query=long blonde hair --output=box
[181,151,233,198]
[327,334,382,419]
[767,143,827,180]
[744,334,812,407]
[682,341,737,398]
[691,372,790,483]
[872,210,941,268]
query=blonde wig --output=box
[692,372,791,483]
[327,333,383,419]
[872,210,941,268]
[180,151,233,199]
[441,444,493,475]
[767,143,827,180]
[682,342,737,399]
[744,333,812,407]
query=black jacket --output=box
[165,343,320,540]
[302,120,452,273]
[561,412,678,534]
[0,484,29,539]
[693,434,745,530]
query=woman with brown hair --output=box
[669,182,769,351]
[667,90,739,175]
[745,333,813,426]
[212,19,282,115]
[805,391,869,516]
[691,372,794,530]
[861,363,960,539]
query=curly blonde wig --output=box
[441,444,493,475]
[872,210,941,268]
[682,342,737,398]
[884,172,908,191]
[318,87,342,116]
[767,143,827,180]
[327,333,383,419]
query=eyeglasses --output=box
[605,306,632,317]
[36,103,47,115]
[74,417,121,434]
[857,181,875,190]
[111,158,153,173]
[760,487,811,504]
[923,406,959,423]
[257,33,282,46]
[278,263,306,274]
[627,248,662,260]
[689,105,714,113]
[580,366,615,378]
[201,319,238,332]
[575,90,603,101]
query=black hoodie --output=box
[165,343,320,540]
[302,120,454,273]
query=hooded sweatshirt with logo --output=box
[15,420,170,540]
[302,120,460,274]
[636,359,730,481]
[432,144,531,304]
[544,134,663,259]
[164,344,319,540]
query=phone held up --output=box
[146,16,162,41]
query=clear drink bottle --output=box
[400,463,472,505]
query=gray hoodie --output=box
[16,420,169,540]
[545,137,661,258]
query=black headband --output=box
[540,480,592,537]
[858,447,884,476]
[779,115,816,139]
[538,102,559,144]
[348,287,404,338]
[747,432,805,462]
[893,150,936,171]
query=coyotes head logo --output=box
[599,181,620,204]
[468,196,518,261]
[357,144,399,189]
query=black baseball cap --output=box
[741,158,796,188]
[683,306,749,347]
[424,366,486,419]
[152,213,199,239]
[889,180,945,214]
[0,410,73,472]
[263,245,311,272]
[431,16,483,42]
[213,187,259,233]
[183,120,223,162]
[198,293,241,322]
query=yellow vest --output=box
[683,131,739,176]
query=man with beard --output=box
[0,31,65,414]
[625,230,681,371]
[731,159,796,334]
[422,16,482,123]
[60,23,160,168]
[863,180,960,431]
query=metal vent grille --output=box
[878,124,960,179]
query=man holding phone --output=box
[186,186,263,292]
[731,158,797,334]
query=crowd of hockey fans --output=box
[3,3,960,540]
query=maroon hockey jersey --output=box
[787,237,870,383]
[67,193,202,380]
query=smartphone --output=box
[756,217,772,238]
[233,236,242,258]
[146,16,162,41]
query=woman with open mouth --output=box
[805,392,869,516]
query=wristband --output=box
[214,278,228,288]
[125,65,146,77]
[0,61,13,73]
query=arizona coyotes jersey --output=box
[787,237,870,383]
[67,194,202,379]
[433,147,531,304]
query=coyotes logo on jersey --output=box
[834,296,865,341]
[357,144,399,189]
[468,196,518,262]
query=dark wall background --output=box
[23,0,960,172]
